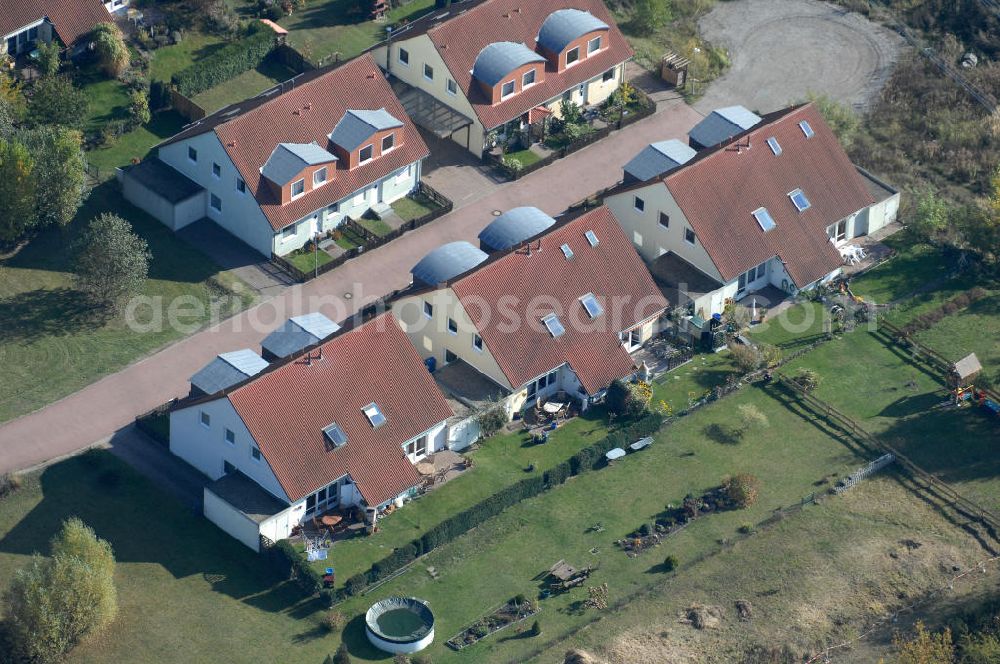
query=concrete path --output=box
[0,98,703,474]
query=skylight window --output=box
[580,293,603,319]
[585,230,598,247]
[323,422,348,448]
[363,403,386,428]
[799,120,814,138]
[542,313,565,338]
[560,243,574,259]
[789,189,811,212]
[766,136,782,156]
[752,207,776,231]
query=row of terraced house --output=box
[129,0,899,550]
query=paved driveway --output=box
[0,99,703,474]
[695,0,904,114]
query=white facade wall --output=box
[169,398,290,502]
[447,415,481,451]
[203,488,264,551]
[270,160,422,256]
[158,134,276,256]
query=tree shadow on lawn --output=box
[703,422,742,445]
[0,287,110,344]
[0,451,297,611]
[286,0,368,30]
[878,392,944,419]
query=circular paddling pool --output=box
[365,597,435,654]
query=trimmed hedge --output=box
[171,23,276,96]
[334,411,664,601]
[263,539,322,595]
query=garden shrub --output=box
[171,23,275,96]
[607,379,652,418]
[663,555,677,572]
[331,642,352,664]
[724,473,761,509]
[0,472,22,499]
[728,342,761,373]
[321,610,346,632]
[477,404,507,438]
[93,23,130,78]
[531,619,541,636]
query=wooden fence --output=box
[170,89,207,123]
[270,183,453,283]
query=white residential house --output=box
[168,313,453,551]
[605,102,900,318]
[120,53,430,257]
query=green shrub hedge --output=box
[171,23,276,97]
[332,411,664,601]
[262,539,322,595]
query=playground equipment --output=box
[949,353,982,404]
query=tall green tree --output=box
[0,138,37,243]
[631,0,671,35]
[93,22,130,78]
[16,127,88,228]
[27,75,89,130]
[4,518,118,664]
[910,189,950,244]
[74,213,152,312]
[36,40,61,78]
[807,93,860,149]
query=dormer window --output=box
[522,69,536,87]
[566,46,580,67]
[381,133,395,152]
[313,167,328,187]
[359,145,373,163]
[323,422,348,448]
[587,36,602,54]
[363,403,386,427]
[501,80,515,98]
[542,313,565,337]
[291,179,305,199]
[789,188,811,212]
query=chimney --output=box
[305,102,312,110]
[317,346,324,361]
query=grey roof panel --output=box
[623,139,697,181]
[478,206,556,250]
[688,105,762,149]
[412,241,489,286]
[261,142,337,186]
[261,314,340,358]
[472,42,546,87]
[290,312,340,340]
[328,108,404,152]
[537,8,608,54]
[190,350,269,395]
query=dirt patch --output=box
[735,599,753,621]
[682,604,724,630]
[696,0,904,113]
[563,649,604,664]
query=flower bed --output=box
[617,485,743,558]
[446,596,540,650]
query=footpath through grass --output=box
[0,183,254,423]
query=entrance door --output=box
[7,37,16,54]
[623,328,642,351]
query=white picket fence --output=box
[834,453,896,493]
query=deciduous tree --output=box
[16,127,87,228]
[74,213,151,312]
[0,138,37,243]
[93,22,130,78]
[27,75,89,130]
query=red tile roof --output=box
[228,313,453,505]
[450,206,667,394]
[0,0,110,47]
[213,53,429,231]
[663,103,875,287]
[425,0,633,130]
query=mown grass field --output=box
[0,183,253,423]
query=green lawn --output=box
[84,111,188,181]
[305,411,616,582]
[286,248,334,273]
[850,236,954,305]
[504,148,544,169]
[0,183,254,423]
[746,300,829,350]
[191,57,298,113]
[356,216,393,237]
[389,194,435,222]
[650,350,736,412]
[326,388,867,662]
[281,0,437,64]
[913,290,1000,376]
[148,32,228,83]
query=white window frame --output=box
[501,80,516,98]
[633,196,645,213]
[799,120,814,138]
[199,411,210,428]
[250,445,262,462]
[738,261,768,291]
[381,133,395,153]
[188,146,197,163]
[363,403,386,427]
[224,428,236,445]
[658,212,669,229]
[359,144,374,164]
[472,333,483,352]
[423,63,434,81]
[766,136,781,156]
[602,67,615,83]
[291,179,305,199]
[398,47,409,66]
[566,46,580,67]
[313,167,328,187]
[423,301,433,319]
[446,78,457,96]
[585,230,598,247]
[580,293,603,319]
[403,435,428,461]
[541,313,565,337]
[587,36,602,54]
[752,207,776,231]
[447,318,458,335]
[236,176,246,194]
[210,194,222,212]
[282,224,296,240]
[789,188,811,212]
[828,219,848,243]
[522,69,536,88]
[684,228,696,245]
[212,162,221,179]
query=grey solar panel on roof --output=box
[260,143,337,186]
[472,41,546,87]
[688,105,762,149]
[190,349,268,395]
[261,313,341,359]
[328,108,404,152]
[623,139,696,181]
[537,8,609,53]
[478,206,556,250]
[412,241,489,286]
